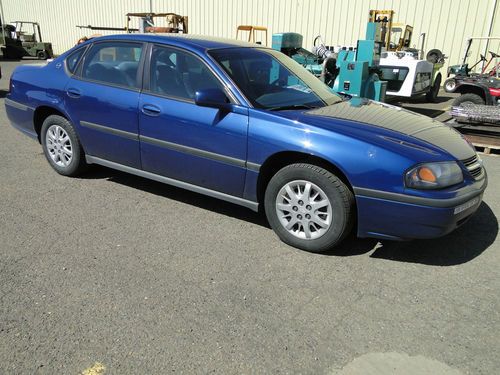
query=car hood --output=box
[285,98,476,160]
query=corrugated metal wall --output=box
[2,0,499,72]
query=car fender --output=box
[244,109,419,202]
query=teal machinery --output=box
[333,22,386,101]
[272,22,387,101]
[272,32,324,76]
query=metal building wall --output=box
[2,0,499,72]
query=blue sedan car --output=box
[6,34,487,252]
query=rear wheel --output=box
[264,163,354,253]
[41,115,87,176]
[452,93,485,107]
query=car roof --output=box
[92,33,264,52]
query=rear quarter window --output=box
[66,47,86,74]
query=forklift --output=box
[0,21,53,59]
[368,9,445,103]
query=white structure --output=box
[2,0,499,73]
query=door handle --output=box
[66,88,81,98]
[141,104,161,116]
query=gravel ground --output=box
[0,59,499,374]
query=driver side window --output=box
[149,46,224,101]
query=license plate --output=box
[454,196,481,215]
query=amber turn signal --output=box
[417,167,437,183]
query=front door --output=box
[138,44,249,197]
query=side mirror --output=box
[194,88,232,111]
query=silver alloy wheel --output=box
[275,180,332,240]
[45,124,73,167]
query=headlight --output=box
[405,162,463,189]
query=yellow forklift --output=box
[368,10,413,52]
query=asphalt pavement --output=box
[0,59,499,374]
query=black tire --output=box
[443,78,457,93]
[426,73,441,102]
[41,115,87,176]
[264,163,354,253]
[37,50,48,60]
[452,93,485,107]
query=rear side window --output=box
[148,45,223,100]
[66,47,86,74]
[81,42,143,89]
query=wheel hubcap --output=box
[275,180,332,240]
[46,125,72,167]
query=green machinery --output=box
[272,22,387,101]
[1,21,53,59]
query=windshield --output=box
[209,47,342,110]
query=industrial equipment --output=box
[12,21,52,59]
[444,37,500,91]
[332,21,387,101]
[272,33,326,77]
[125,13,188,34]
[272,25,387,102]
[369,9,445,102]
[236,25,268,45]
[76,12,188,37]
[368,10,413,52]
[0,20,53,59]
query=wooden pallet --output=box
[471,142,500,156]
[460,133,500,156]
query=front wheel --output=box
[444,78,456,93]
[41,115,87,176]
[264,163,354,253]
[37,50,48,60]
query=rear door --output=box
[64,41,145,168]
[138,44,249,197]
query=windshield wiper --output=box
[268,104,320,111]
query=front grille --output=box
[461,155,484,180]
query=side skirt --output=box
[85,155,259,212]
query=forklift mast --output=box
[368,10,413,52]
[13,21,43,43]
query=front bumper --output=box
[355,175,487,241]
